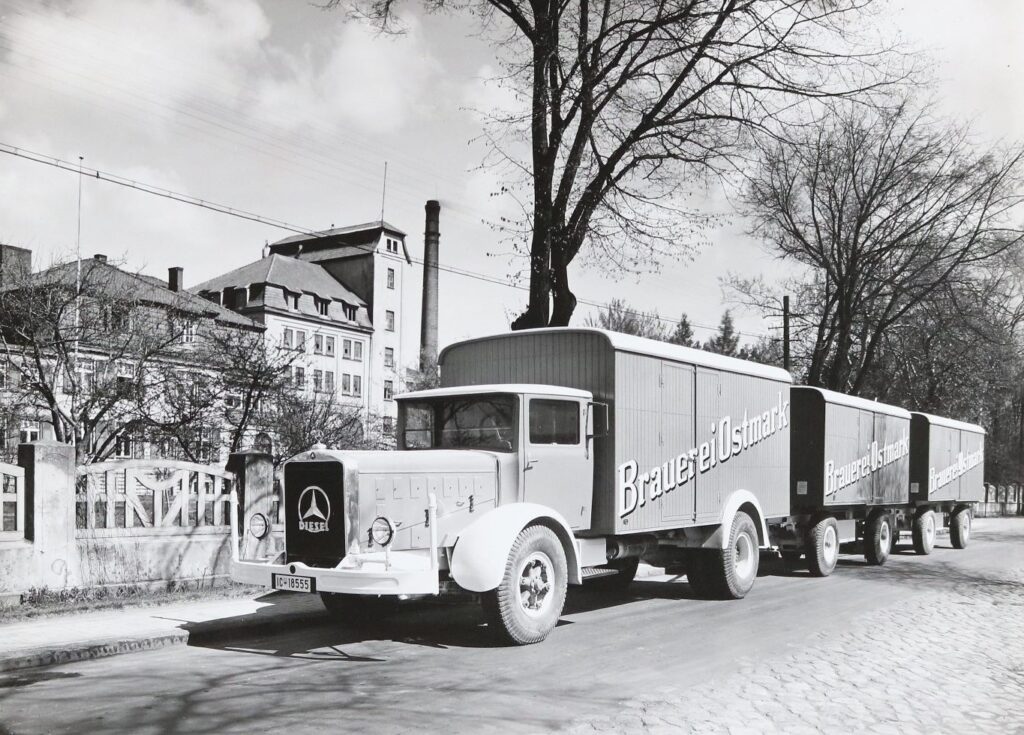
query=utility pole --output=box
[783,295,791,373]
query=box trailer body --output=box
[909,413,985,505]
[789,387,910,510]
[440,328,792,537]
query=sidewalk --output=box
[0,591,330,673]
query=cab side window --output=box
[529,400,580,445]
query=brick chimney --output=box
[93,253,107,262]
[168,267,183,292]
[419,200,440,370]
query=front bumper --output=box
[231,552,440,596]
[228,487,441,597]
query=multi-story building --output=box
[195,220,410,433]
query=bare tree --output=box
[735,101,1024,393]
[337,0,898,327]
[584,297,667,339]
[272,391,390,465]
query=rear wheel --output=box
[912,510,937,555]
[950,506,972,549]
[704,512,760,599]
[320,592,398,625]
[806,516,839,577]
[482,525,568,645]
[864,512,892,566]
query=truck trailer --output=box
[228,328,985,645]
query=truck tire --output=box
[912,510,937,555]
[806,516,839,577]
[950,506,972,549]
[590,557,640,594]
[704,511,760,600]
[320,592,398,625]
[863,512,892,566]
[483,525,568,645]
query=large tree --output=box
[339,0,896,327]
[735,101,1024,393]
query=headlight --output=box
[248,512,269,539]
[369,516,395,547]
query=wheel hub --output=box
[823,526,838,565]
[734,532,755,581]
[519,552,553,617]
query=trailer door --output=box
[660,362,697,523]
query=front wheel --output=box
[912,510,937,555]
[950,506,972,549]
[483,525,568,645]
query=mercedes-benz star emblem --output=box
[297,485,331,533]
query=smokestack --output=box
[168,266,183,292]
[420,200,440,370]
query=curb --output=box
[0,606,331,674]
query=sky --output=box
[0,0,1020,365]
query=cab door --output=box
[521,396,593,529]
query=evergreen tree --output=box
[706,310,740,356]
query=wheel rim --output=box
[734,531,755,582]
[823,525,838,566]
[961,514,971,541]
[518,551,554,618]
[879,520,891,552]
[925,515,935,546]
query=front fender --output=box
[449,503,581,592]
[707,489,770,549]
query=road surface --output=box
[2,518,1023,734]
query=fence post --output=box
[19,441,78,589]
[227,451,276,561]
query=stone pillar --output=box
[19,441,79,589]
[227,451,277,561]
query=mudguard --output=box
[707,490,770,549]
[449,503,582,592]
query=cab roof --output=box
[397,383,593,401]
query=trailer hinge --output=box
[469,495,474,513]
[424,508,430,528]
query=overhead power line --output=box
[0,141,768,339]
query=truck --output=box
[228,328,985,645]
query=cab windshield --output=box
[399,394,518,452]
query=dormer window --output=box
[385,238,400,254]
[283,289,300,310]
[315,297,329,316]
[342,303,357,321]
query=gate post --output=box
[227,451,277,561]
[19,441,79,589]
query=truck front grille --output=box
[284,460,346,568]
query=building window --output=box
[387,268,395,289]
[386,310,395,331]
[316,297,330,316]
[342,339,352,359]
[342,373,351,394]
[353,341,363,361]
[314,334,323,355]
[384,380,394,401]
[284,290,300,310]
[114,433,133,459]
[180,321,197,345]
[19,421,40,443]
[385,238,400,254]
[342,303,357,321]
[285,329,306,352]
[353,375,362,397]
[384,347,394,368]
[283,328,293,350]
[295,330,307,352]
[313,369,323,392]
[293,366,305,388]
[79,359,96,391]
[383,416,393,435]
[325,371,334,393]
[325,336,335,357]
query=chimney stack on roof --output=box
[420,200,440,371]
[93,253,107,262]
[168,266,183,292]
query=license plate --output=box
[273,573,316,593]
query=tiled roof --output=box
[270,220,411,264]
[271,220,407,246]
[191,254,366,307]
[26,259,261,330]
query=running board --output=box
[581,566,619,579]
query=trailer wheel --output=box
[863,512,892,565]
[483,525,568,645]
[950,506,972,549]
[705,511,760,599]
[806,516,839,577]
[912,510,937,555]
[320,593,398,625]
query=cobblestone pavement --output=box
[567,545,1024,734]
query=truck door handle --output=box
[525,458,541,470]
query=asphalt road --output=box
[2,519,1023,735]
